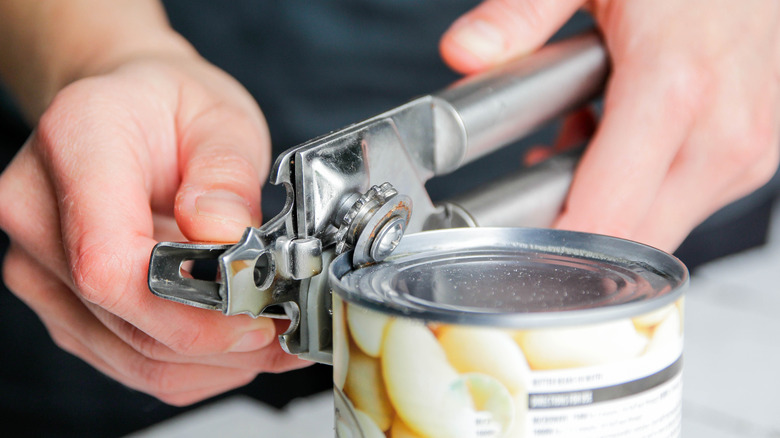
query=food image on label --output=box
[333,298,685,438]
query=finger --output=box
[35,80,276,356]
[0,143,186,276]
[554,63,702,241]
[152,213,187,242]
[174,78,270,243]
[440,0,586,74]
[2,244,261,405]
[84,299,310,371]
[632,150,780,252]
[48,328,257,406]
[0,143,70,280]
[632,82,780,251]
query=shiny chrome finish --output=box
[451,152,580,228]
[148,242,232,311]
[334,183,412,266]
[369,216,406,262]
[431,33,607,173]
[330,227,689,328]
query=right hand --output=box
[0,50,310,405]
[440,0,780,252]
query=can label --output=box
[333,296,684,438]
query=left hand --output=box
[0,52,309,406]
[440,0,780,252]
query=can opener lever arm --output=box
[148,32,608,362]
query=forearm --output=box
[0,0,194,122]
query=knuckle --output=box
[69,239,129,310]
[186,145,259,184]
[36,80,101,150]
[126,324,168,360]
[163,324,205,356]
[188,97,266,138]
[35,77,132,158]
[720,117,777,173]
[660,60,711,121]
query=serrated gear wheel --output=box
[334,182,412,265]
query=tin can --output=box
[328,228,688,438]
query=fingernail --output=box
[195,190,252,226]
[230,330,273,352]
[449,18,506,63]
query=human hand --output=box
[441,0,780,252]
[0,51,309,405]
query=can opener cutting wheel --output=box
[148,32,608,363]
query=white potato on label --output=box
[335,419,354,438]
[332,295,349,390]
[391,417,424,438]
[632,304,675,334]
[343,345,394,431]
[382,318,477,438]
[353,409,386,438]
[644,307,683,357]
[503,393,529,438]
[438,325,530,395]
[347,302,390,358]
[514,319,649,369]
[676,298,685,334]
[459,373,515,436]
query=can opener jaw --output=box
[147,32,608,363]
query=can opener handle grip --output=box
[429,31,607,176]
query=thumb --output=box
[174,107,270,243]
[441,0,586,74]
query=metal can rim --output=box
[329,227,689,328]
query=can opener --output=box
[148,32,608,363]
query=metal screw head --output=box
[334,182,412,266]
[369,216,406,262]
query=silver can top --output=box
[329,228,688,328]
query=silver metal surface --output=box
[330,228,689,328]
[431,32,607,174]
[333,183,412,265]
[147,31,609,362]
[451,152,580,228]
[369,216,405,262]
[147,242,232,311]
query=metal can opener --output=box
[148,32,608,363]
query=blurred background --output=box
[0,2,778,436]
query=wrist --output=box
[0,0,198,123]
[69,28,197,77]
[46,30,198,116]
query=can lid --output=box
[329,228,688,328]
